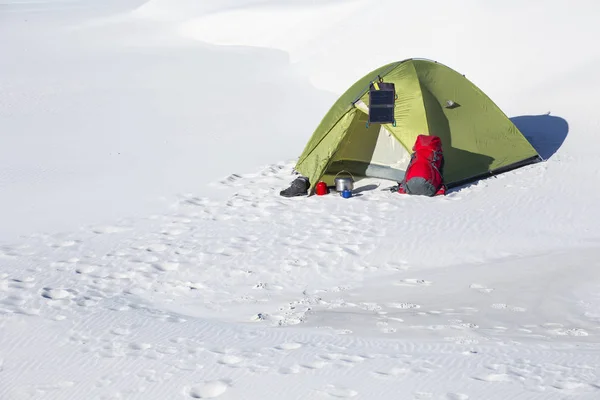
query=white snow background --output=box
[2,0,600,399]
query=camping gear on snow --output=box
[290,58,541,195]
[315,181,329,195]
[279,176,310,197]
[398,135,446,196]
[341,189,352,198]
[334,171,354,192]
[367,79,396,126]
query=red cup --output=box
[315,181,328,195]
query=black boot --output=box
[280,176,310,197]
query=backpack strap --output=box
[430,152,444,180]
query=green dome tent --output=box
[294,59,541,193]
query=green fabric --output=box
[295,109,359,190]
[412,59,538,183]
[295,59,540,191]
[356,61,429,155]
[330,111,382,164]
[295,62,398,179]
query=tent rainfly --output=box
[294,58,541,193]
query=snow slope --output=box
[0,0,333,241]
[2,0,600,399]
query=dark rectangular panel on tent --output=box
[368,82,395,124]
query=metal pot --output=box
[334,171,354,192]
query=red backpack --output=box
[398,135,446,196]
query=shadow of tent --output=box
[421,86,495,189]
[418,85,495,188]
[442,147,495,192]
[510,114,569,160]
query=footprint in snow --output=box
[387,302,420,309]
[472,373,511,382]
[49,240,78,248]
[320,384,358,398]
[147,243,168,252]
[372,367,409,378]
[548,327,589,337]
[217,355,244,366]
[278,364,301,374]
[8,277,36,289]
[276,342,303,350]
[469,283,494,293]
[41,287,75,300]
[491,303,526,312]
[187,380,230,398]
[413,392,434,399]
[394,279,432,287]
[75,264,97,275]
[91,225,131,234]
[446,394,470,400]
[302,360,329,370]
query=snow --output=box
[2,0,600,399]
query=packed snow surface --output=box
[2,0,600,399]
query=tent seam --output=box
[296,108,353,166]
[414,62,431,138]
